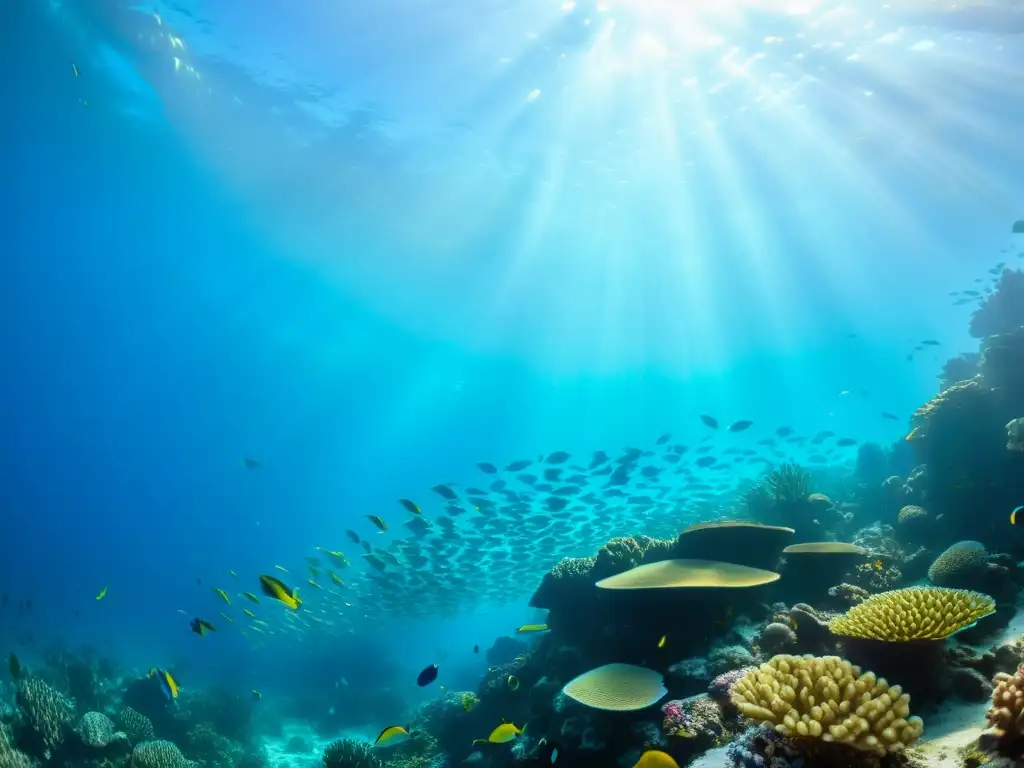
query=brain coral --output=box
[897,505,928,526]
[16,677,75,756]
[132,741,191,768]
[730,654,923,755]
[117,708,155,744]
[827,586,995,641]
[75,712,126,748]
[928,540,987,587]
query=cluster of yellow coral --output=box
[730,655,923,755]
[827,586,995,641]
[985,663,1024,749]
[906,380,981,442]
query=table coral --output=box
[827,586,995,641]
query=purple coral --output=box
[726,726,804,768]
[661,694,724,740]
[708,667,755,704]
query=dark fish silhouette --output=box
[700,415,719,429]
[417,663,439,686]
[728,420,753,432]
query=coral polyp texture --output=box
[984,663,1024,754]
[16,677,75,756]
[927,540,987,587]
[131,740,191,768]
[729,654,924,755]
[322,738,383,768]
[826,586,996,641]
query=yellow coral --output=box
[730,654,923,755]
[827,586,995,641]
[986,663,1024,751]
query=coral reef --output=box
[15,677,75,757]
[927,540,988,588]
[322,739,383,768]
[75,711,127,748]
[730,654,923,755]
[132,740,192,768]
[970,268,1024,339]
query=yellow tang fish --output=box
[516,624,549,634]
[153,668,179,699]
[212,588,231,605]
[473,722,523,745]
[633,751,679,768]
[259,574,301,609]
[374,725,410,747]
[95,585,108,601]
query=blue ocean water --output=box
[2,0,1023,762]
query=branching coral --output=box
[132,740,191,768]
[322,739,382,768]
[765,463,811,505]
[16,677,75,757]
[594,535,674,577]
[827,586,996,641]
[118,708,155,744]
[983,662,1024,756]
[729,654,923,755]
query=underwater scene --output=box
[3,1,1024,768]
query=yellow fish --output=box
[306,579,322,589]
[242,592,260,604]
[374,725,410,747]
[474,722,523,745]
[366,514,388,532]
[657,635,666,649]
[243,609,256,619]
[320,550,349,568]
[95,585,108,601]
[516,624,549,634]
[633,751,679,768]
[212,588,231,605]
[399,499,422,515]
[329,572,345,586]
[259,575,301,609]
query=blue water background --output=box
[1,0,1022,713]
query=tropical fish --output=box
[95,585,108,601]
[219,612,234,624]
[229,570,237,579]
[8,652,21,680]
[258,575,301,609]
[244,458,260,468]
[154,668,179,699]
[374,726,410,747]
[633,751,679,768]
[536,738,560,765]
[473,644,479,654]
[417,664,439,687]
[699,415,718,429]
[367,515,388,532]
[657,635,666,649]
[329,572,345,586]
[190,618,216,637]
[399,499,422,515]
[516,624,550,634]
[212,588,231,605]
[243,609,256,618]
[728,420,753,432]
[252,690,262,700]
[507,675,520,691]
[242,592,260,604]
[1012,505,1023,525]
[274,564,290,574]
[474,722,524,744]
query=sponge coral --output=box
[729,654,923,755]
[984,663,1024,755]
[827,586,995,641]
[927,540,987,587]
